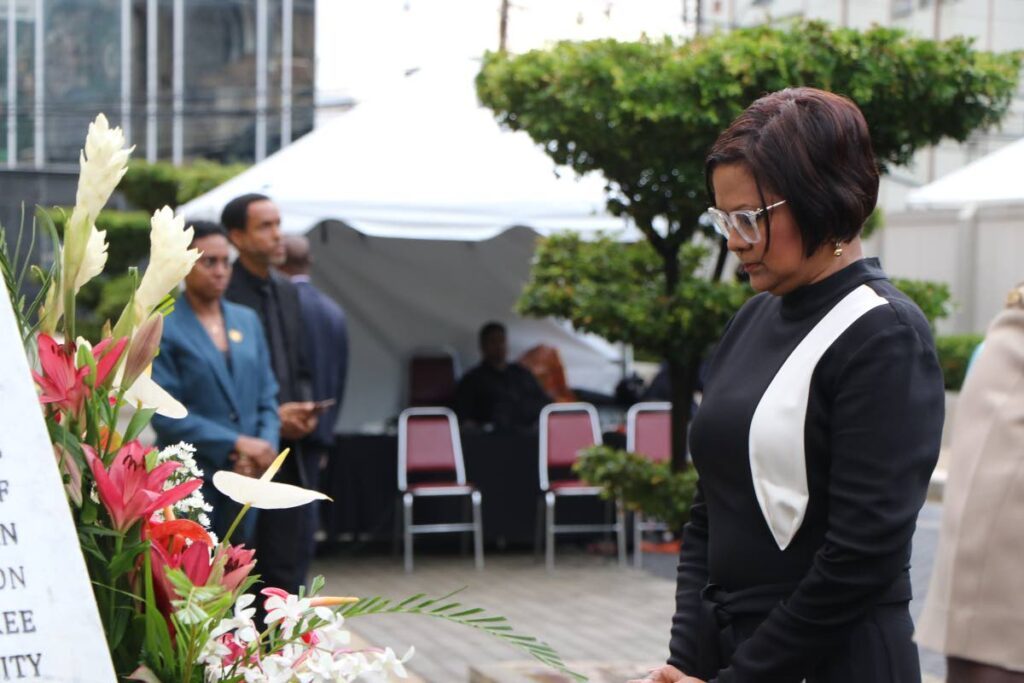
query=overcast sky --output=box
[315,0,693,105]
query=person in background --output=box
[151,221,279,542]
[222,193,317,595]
[454,321,551,432]
[916,282,1024,683]
[278,234,349,495]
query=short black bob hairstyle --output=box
[705,87,879,257]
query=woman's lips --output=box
[742,262,762,273]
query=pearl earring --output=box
[833,240,843,258]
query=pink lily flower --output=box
[86,440,203,532]
[89,335,129,389]
[32,334,127,417]
[33,334,89,415]
[219,544,257,592]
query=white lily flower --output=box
[213,449,331,510]
[133,207,200,319]
[123,370,188,418]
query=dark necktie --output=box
[261,281,292,401]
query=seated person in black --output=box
[454,322,551,432]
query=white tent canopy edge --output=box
[179,60,633,431]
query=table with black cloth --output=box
[321,431,626,551]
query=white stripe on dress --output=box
[749,284,888,550]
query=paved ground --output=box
[312,502,947,682]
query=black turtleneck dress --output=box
[668,258,945,682]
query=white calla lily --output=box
[213,449,331,510]
[133,207,200,319]
[123,370,188,418]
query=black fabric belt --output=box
[695,571,913,676]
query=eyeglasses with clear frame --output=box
[705,199,787,244]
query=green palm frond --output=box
[339,590,587,682]
[0,205,61,345]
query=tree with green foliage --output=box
[477,21,1021,469]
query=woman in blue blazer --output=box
[152,222,280,542]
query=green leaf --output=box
[340,592,587,681]
[124,408,157,444]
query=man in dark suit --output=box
[278,234,349,494]
[222,193,318,595]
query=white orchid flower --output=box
[133,207,200,319]
[379,646,415,679]
[213,449,331,510]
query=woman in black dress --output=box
[631,88,945,683]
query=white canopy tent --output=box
[893,137,1024,332]
[179,60,633,431]
[906,137,1024,209]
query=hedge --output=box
[118,160,247,213]
[935,333,985,391]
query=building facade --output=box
[0,0,315,232]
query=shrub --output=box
[892,277,953,329]
[118,160,247,212]
[574,445,699,533]
[936,333,985,391]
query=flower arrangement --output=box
[0,115,583,682]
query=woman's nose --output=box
[726,227,751,252]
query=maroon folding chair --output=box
[407,349,458,407]
[538,402,625,570]
[627,401,672,567]
[398,407,483,572]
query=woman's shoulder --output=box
[860,278,935,344]
[222,300,261,327]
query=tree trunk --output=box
[668,357,699,472]
[661,240,695,471]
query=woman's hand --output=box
[627,664,705,682]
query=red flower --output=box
[32,334,88,415]
[86,441,203,532]
[147,518,214,619]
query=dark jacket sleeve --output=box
[712,322,944,682]
[667,481,710,674]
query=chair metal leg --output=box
[616,499,627,568]
[545,491,556,572]
[533,495,545,562]
[633,512,643,569]
[392,496,403,557]
[402,492,414,573]
[471,490,484,570]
